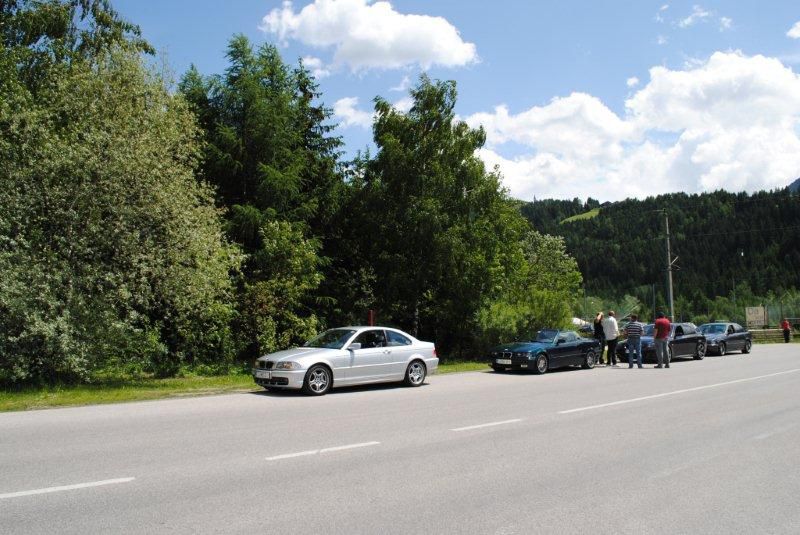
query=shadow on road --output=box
[249,381,433,398]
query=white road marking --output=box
[753,423,796,441]
[559,368,800,414]
[266,441,380,461]
[451,419,523,432]
[265,450,319,461]
[319,441,380,454]
[0,477,135,500]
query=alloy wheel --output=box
[406,361,426,386]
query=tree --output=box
[0,39,240,383]
[179,36,343,358]
[477,231,582,345]
[359,76,581,355]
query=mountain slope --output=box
[520,190,800,308]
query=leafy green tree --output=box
[477,232,582,345]
[355,76,583,356]
[1,28,239,383]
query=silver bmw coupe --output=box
[253,326,438,395]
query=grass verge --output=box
[0,360,489,412]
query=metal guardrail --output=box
[750,329,791,342]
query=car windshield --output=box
[536,329,559,343]
[642,324,655,336]
[303,329,357,349]
[700,324,727,334]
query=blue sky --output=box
[114,1,800,201]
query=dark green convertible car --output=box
[488,329,601,374]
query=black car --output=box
[489,329,601,374]
[617,322,706,363]
[698,322,752,355]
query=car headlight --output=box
[274,361,300,370]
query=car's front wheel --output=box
[404,360,426,387]
[582,350,596,369]
[533,353,549,374]
[718,342,727,356]
[742,339,752,354]
[694,341,706,360]
[302,365,332,396]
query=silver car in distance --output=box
[252,326,438,396]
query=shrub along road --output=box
[2,345,799,534]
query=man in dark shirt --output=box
[654,312,671,368]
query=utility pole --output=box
[663,211,675,321]
[652,283,656,322]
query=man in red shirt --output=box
[653,311,672,368]
[781,318,791,343]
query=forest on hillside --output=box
[520,190,800,324]
[0,1,580,384]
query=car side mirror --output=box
[347,342,361,350]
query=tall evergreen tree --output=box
[179,36,343,358]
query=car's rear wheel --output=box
[742,340,752,354]
[581,350,596,369]
[404,360,426,386]
[302,365,332,396]
[718,342,727,356]
[693,341,706,360]
[533,353,548,374]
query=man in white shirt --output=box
[602,310,620,366]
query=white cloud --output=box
[657,35,668,46]
[333,95,414,128]
[626,76,640,88]
[655,4,669,23]
[788,21,800,39]
[301,56,330,78]
[719,17,733,31]
[678,5,711,28]
[465,52,800,201]
[393,96,413,113]
[333,97,374,129]
[261,0,478,72]
[390,75,411,92]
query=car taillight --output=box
[433,347,438,358]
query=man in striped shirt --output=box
[625,314,644,368]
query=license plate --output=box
[520,364,528,368]
[255,370,271,379]
[496,358,512,365]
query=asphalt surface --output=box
[2,344,799,534]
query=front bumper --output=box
[617,344,657,362]
[490,354,536,370]
[252,368,306,389]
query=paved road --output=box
[2,344,799,534]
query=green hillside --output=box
[520,190,800,323]
[561,207,600,224]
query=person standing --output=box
[625,314,644,368]
[654,311,672,368]
[781,318,791,343]
[593,312,606,365]
[602,310,620,367]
